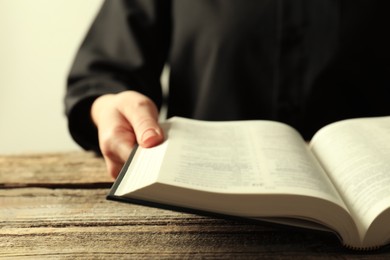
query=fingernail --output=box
[142,129,159,144]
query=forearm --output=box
[65,0,171,152]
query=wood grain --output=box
[0,151,112,188]
[1,152,390,258]
[1,188,355,258]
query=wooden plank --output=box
[2,153,390,258]
[0,152,112,187]
[0,226,348,259]
[1,188,385,258]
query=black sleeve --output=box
[64,0,171,153]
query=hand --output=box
[91,91,164,178]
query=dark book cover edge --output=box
[107,144,139,199]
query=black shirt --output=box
[66,0,390,152]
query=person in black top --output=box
[65,0,390,178]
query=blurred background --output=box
[0,0,103,154]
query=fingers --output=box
[91,94,135,178]
[91,91,164,178]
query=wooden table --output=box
[1,151,389,259]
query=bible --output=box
[107,116,390,250]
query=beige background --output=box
[0,0,104,154]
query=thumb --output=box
[117,91,164,148]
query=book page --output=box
[114,141,169,196]
[157,117,343,205]
[310,117,390,233]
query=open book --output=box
[107,116,390,250]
